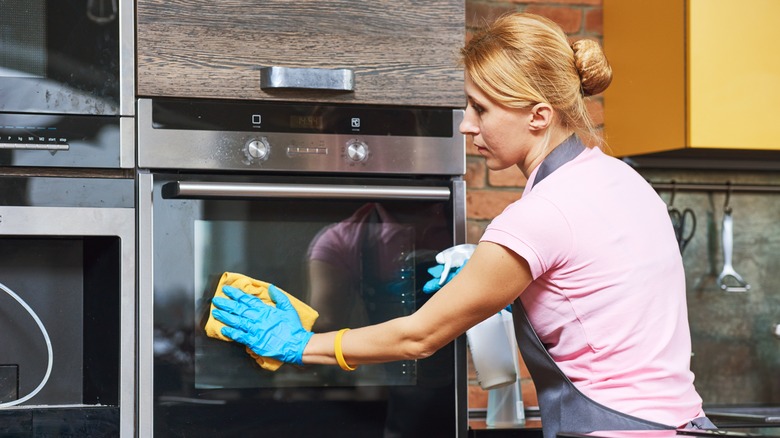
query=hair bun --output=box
[571,39,612,97]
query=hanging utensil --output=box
[669,207,696,254]
[666,182,696,254]
[716,188,750,292]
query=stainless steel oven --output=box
[137,98,468,437]
[0,117,135,435]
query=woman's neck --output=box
[519,128,575,179]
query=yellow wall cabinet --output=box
[603,0,780,157]
[136,1,465,107]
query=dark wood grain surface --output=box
[137,0,466,107]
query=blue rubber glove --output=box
[422,244,477,294]
[211,284,313,365]
[422,263,466,293]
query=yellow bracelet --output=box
[334,328,357,371]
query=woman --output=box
[212,13,712,437]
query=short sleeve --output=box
[480,194,573,280]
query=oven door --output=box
[138,172,468,437]
[0,0,134,116]
[0,176,135,437]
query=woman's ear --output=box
[528,103,554,131]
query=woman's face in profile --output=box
[459,75,535,172]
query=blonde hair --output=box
[461,13,612,146]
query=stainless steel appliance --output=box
[0,119,136,435]
[137,98,468,437]
[0,1,135,436]
[0,0,134,168]
[0,0,134,117]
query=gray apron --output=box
[514,135,676,438]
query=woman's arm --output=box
[301,241,532,366]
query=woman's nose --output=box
[459,113,478,136]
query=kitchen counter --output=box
[469,409,543,437]
[705,406,780,427]
[558,428,780,438]
[469,408,780,438]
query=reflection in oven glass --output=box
[192,202,449,391]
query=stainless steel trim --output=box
[0,143,69,151]
[0,205,135,438]
[260,66,355,92]
[165,181,451,200]
[137,171,154,438]
[119,0,135,116]
[450,177,469,438]
[451,179,467,245]
[119,116,135,169]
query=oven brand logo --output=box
[351,118,360,128]
[252,114,262,125]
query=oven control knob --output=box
[346,139,369,162]
[245,137,270,161]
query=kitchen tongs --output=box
[716,204,751,293]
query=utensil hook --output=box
[723,182,732,214]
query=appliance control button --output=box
[346,139,369,162]
[245,137,270,161]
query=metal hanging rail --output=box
[650,181,780,194]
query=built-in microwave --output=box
[0,0,134,117]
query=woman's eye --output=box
[470,103,484,114]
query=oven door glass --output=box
[0,0,119,115]
[147,173,463,437]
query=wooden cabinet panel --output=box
[136,0,465,107]
[603,0,780,156]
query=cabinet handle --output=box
[259,66,355,92]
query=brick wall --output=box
[462,0,604,414]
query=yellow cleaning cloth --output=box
[204,272,319,371]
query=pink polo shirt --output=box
[480,146,704,426]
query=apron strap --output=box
[530,134,585,189]
[512,303,674,438]
[513,136,676,438]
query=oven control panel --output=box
[244,137,271,162]
[138,98,465,176]
[0,113,126,169]
[345,139,369,163]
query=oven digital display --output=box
[290,115,323,130]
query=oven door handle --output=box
[162,181,451,200]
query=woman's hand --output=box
[211,284,313,365]
[422,244,477,293]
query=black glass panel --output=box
[0,0,119,115]
[0,175,133,208]
[0,236,120,407]
[0,113,122,169]
[151,98,453,137]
